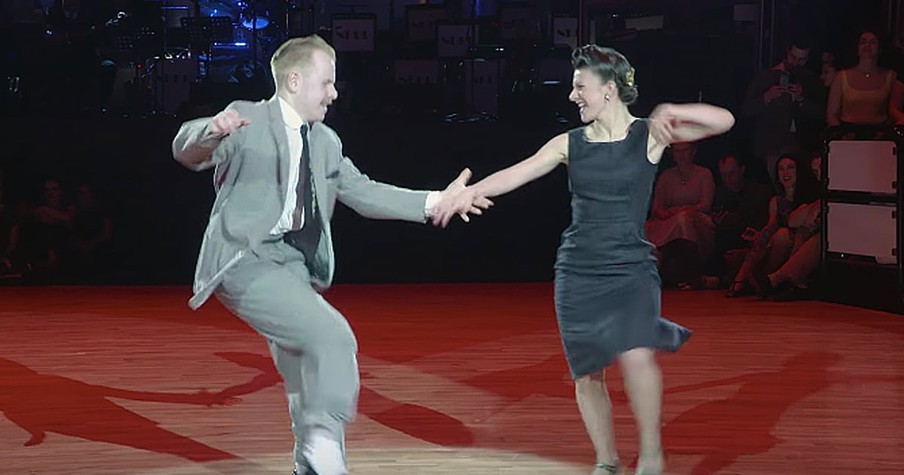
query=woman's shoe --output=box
[676,281,695,291]
[635,448,664,475]
[752,271,775,297]
[594,461,622,474]
[725,281,753,297]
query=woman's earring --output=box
[605,94,610,102]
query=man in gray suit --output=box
[172,35,487,475]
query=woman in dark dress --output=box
[435,45,734,474]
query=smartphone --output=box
[779,73,790,87]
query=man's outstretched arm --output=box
[173,108,249,171]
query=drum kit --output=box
[102,0,285,113]
[155,0,281,51]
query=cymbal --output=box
[199,0,237,18]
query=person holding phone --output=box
[743,37,825,190]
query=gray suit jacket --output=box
[173,97,429,309]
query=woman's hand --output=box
[741,226,760,242]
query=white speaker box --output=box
[826,202,897,263]
[828,140,897,194]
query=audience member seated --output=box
[645,142,716,289]
[0,169,18,276]
[13,178,74,281]
[759,154,825,300]
[727,154,820,297]
[63,183,113,282]
[827,30,904,127]
[821,51,838,89]
[810,154,823,182]
[704,155,773,287]
[743,36,825,187]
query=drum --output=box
[199,1,238,21]
[237,1,271,30]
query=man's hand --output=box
[712,210,728,225]
[649,117,675,146]
[208,109,250,138]
[429,168,494,228]
[763,84,786,103]
[787,83,803,103]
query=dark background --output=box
[0,0,898,285]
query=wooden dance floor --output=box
[1,283,903,474]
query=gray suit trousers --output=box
[215,237,358,464]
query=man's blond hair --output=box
[270,35,336,88]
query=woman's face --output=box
[777,157,798,191]
[671,143,695,166]
[569,67,610,123]
[858,32,880,61]
[810,156,822,182]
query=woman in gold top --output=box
[827,30,904,126]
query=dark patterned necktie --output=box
[285,123,322,266]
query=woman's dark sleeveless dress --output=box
[555,120,691,378]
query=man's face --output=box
[718,157,744,192]
[290,49,338,123]
[43,180,62,206]
[784,46,810,70]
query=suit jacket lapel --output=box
[266,98,291,200]
[308,123,332,285]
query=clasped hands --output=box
[648,103,688,145]
[209,109,493,227]
[762,83,803,104]
[429,168,493,228]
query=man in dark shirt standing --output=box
[743,38,825,188]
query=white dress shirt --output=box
[270,97,306,235]
[270,97,442,233]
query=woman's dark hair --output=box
[848,27,891,68]
[571,45,639,105]
[774,153,821,205]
